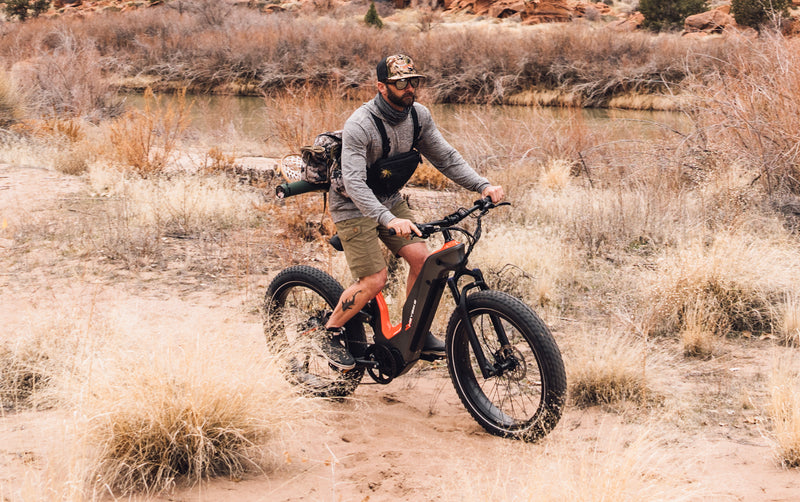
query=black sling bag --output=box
[366,107,422,197]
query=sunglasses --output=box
[390,77,422,90]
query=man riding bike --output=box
[319,54,505,370]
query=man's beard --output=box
[387,89,415,108]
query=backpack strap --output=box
[410,106,420,150]
[370,106,421,159]
[370,113,390,159]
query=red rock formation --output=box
[573,1,611,17]
[445,0,574,23]
[606,11,644,32]
[521,0,572,23]
[684,7,735,34]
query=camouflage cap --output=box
[376,54,426,82]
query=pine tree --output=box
[364,1,383,29]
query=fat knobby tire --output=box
[446,290,566,441]
[265,265,365,397]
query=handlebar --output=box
[414,197,508,238]
[329,197,508,252]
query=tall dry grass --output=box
[769,355,800,468]
[107,87,189,177]
[644,225,799,338]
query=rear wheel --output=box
[265,266,365,397]
[446,290,566,441]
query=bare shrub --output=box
[0,10,730,106]
[200,146,239,176]
[10,30,119,121]
[685,33,800,195]
[107,88,189,177]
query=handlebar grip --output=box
[386,225,430,238]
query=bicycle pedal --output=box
[420,353,445,362]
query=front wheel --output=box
[446,290,566,441]
[265,265,365,397]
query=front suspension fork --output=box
[447,274,512,379]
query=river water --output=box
[125,93,688,149]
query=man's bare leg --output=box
[398,241,429,296]
[326,268,387,329]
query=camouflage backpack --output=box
[300,131,348,197]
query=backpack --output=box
[300,131,341,187]
[299,107,421,199]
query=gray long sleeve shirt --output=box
[329,98,490,227]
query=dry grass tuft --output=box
[0,342,51,411]
[538,158,573,191]
[83,335,306,495]
[647,229,798,338]
[1,311,113,412]
[568,331,652,407]
[679,300,719,359]
[769,355,800,468]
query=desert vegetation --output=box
[2,2,800,500]
[0,2,754,108]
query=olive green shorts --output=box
[335,200,425,280]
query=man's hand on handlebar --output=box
[387,217,422,239]
[481,185,505,204]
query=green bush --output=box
[731,0,791,30]
[638,0,708,31]
[364,1,383,29]
[1,0,50,21]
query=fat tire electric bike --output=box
[265,198,566,441]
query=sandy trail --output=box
[1,163,799,501]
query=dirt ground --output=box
[1,163,800,501]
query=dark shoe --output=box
[312,327,356,371]
[421,331,446,359]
